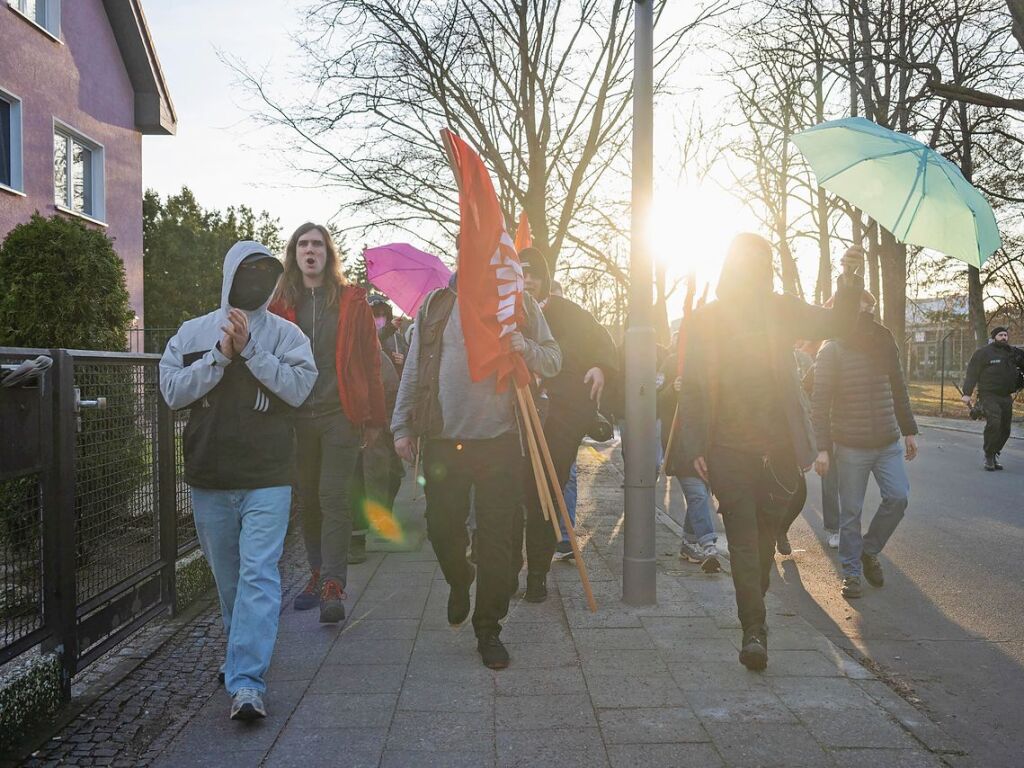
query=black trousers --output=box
[707,444,800,634]
[515,411,588,580]
[779,472,808,537]
[423,433,523,637]
[981,394,1013,457]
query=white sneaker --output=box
[700,543,721,574]
[679,539,703,563]
[230,687,266,721]
[827,531,840,549]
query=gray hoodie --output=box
[159,241,317,489]
[391,290,561,441]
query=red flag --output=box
[514,211,533,251]
[441,129,529,392]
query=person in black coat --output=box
[961,327,1024,470]
[678,234,864,672]
[514,247,618,602]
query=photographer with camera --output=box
[962,327,1024,471]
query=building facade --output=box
[0,0,175,324]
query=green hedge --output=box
[0,652,63,755]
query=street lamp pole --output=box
[623,0,657,606]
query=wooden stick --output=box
[520,385,598,613]
[515,386,560,538]
[516,387,557,528]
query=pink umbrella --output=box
[363,243,453,317]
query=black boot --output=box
[739,626,768,671]
[985,455,996,471]
[477,632,510,669]
[524,573,548,603]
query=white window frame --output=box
[0,86,24,195]
[53,119,106,225]
[7,0,62,42]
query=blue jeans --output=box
[677,476,716,546]
[821,452,840,532]
[835,441,909,578]
[559,462,578,543]
[191,486,291,695]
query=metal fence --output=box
[0,348,195,695]
[128,327,177,355]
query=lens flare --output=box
[363,499,405,543]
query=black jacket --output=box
[963,342,1024,398]
[678,274,863,468]
[541,295,618,425]
[812,316,918,450]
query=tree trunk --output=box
[816,186,832,305]
[967,266,987,346]
[866,219,881,309]
[880,227,907,362]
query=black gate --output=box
[0,348,195,695]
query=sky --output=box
[141,2,764,316]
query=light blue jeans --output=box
[834,441,909,578]
[191,486,291,695]
[677,476,717,546]
[559,462,578,543]
[820,450,840,532]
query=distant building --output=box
[0,0,175,324]
[905,295,969,379]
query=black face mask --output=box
[229,261,280,310]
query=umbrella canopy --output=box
[363,243,453,317]
[791,117,1001,268]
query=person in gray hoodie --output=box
[391,273,561,669]
[160,241,316,721]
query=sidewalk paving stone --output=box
[19,441,964,767]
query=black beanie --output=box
[991,326,1009,339]
[519,247,551,294]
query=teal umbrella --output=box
[791,117,1001,268]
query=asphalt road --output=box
[661,424,1024,767]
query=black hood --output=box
[715,233,774,303]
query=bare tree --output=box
[232,0,727,288]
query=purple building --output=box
[0,0,175,325]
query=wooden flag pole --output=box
[515,386,562,540]
[520,386,598,613]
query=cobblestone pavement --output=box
[18,534,312,768]
[19,446,963,767]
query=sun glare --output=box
[648,183,759,317]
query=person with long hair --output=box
[269,223,386,624]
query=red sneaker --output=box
[319,579,347,624]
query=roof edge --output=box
[102,0,177,136]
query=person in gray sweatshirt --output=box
[160,241,316,721]
[391,273,561,669]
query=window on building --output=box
[0,89,23,191]
[54,126,104,221]
[8,0,61,38]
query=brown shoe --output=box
[319,579,347,624]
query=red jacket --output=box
[270,285,386,428]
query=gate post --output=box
[157,392,178,615]
[49,350,78,693]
